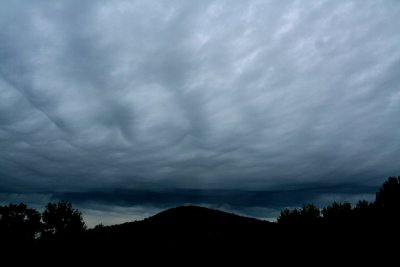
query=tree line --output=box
[278,176,400,225]
[1,176,399,244]
[0,200,86,243]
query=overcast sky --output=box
[1,0,400,226]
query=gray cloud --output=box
[1,0,400,221]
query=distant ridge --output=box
[96,205,271,242]
[145,205,267,225]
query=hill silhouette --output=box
[77,203,399,262]
[84,205,274,253]
[2,177,400,263]
[143,205,268,230]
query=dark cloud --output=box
[1,0,400,224]
[52,184,377,209]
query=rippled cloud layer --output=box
[1,1,399,222]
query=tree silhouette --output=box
[277,208,300,224]
[278,177,400,225]
[375,177,400,210]
[278,204,320,224]
[42,200,86,239]
[375,176,400,222]
[278,207,294,224]
[298,204,320,224]
[352,200,376,223]
[0,203,41,242]
[322,202,352,224]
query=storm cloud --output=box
[1,0,400,224]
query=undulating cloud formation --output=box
[1,0,400,224]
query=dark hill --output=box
[145,205,266,226]
[78,205,280,261]
[13,204,400,263]
[80,205,395,261]
[87,205,272,246]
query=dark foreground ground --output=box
[6,205,398,264]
